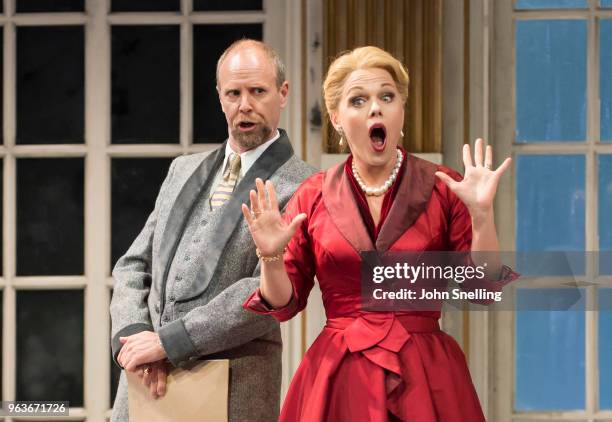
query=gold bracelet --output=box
[256,247,286,262]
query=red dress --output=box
[243,151,518,422]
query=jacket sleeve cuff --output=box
[158,318,198,367]
[112,323,154,368]
[242,288,299,322]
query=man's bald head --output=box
[216,39,286,89]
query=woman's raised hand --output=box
[241,178,307,257]
[434,138,512,223]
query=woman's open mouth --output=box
[369,124,387,152]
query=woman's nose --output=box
[369,100,382,117]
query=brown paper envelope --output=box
[127,359,229,422]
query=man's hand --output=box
[118,331,167,372]
[136,360,168,399]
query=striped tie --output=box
[210,153,241,209]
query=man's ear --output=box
[278,81,289,108]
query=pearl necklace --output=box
[352,149,403,196]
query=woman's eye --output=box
[350,97,365,106]
[381,93,395,102]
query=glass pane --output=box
[112,26,180,144]
[17,26,84,144]
[111,0,179,11]
[16,0,84,12]
[111,158,173,271]
[193,24,263,143]
[516,20,587,142]
[600,155,612,275]
[17,158,84,276]
[516,155,585,251]
[515,290,585,411]
[602,0,612,7]
[193,0,262,11]
[600,289,612,409]
[16,290,84,406]
[601,20,612,141]
[516,0,587,8]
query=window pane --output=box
[16,290,84,406]
[111,0,179,12]
[193,24,262,143]
[600,155,612,275]
[17,26,84,144]
[600,289,612,409]
[516,290,585,411]
[17,158,84,276]
[601,20,612,141]
[193,0,262,11]
[602,0,612,7]
[16,0,84,12]
[516,20,587,142]
[111,158,173,271]
[516,0,587,8]
[112,26,180,144]
[516,155,585,251]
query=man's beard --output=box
[231,124,272,150]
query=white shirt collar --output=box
[223,129,281,177]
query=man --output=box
[110,39,315,421]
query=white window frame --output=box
[489,0,612,421]
[0,0,302,420]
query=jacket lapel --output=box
[375,153,438,251]
[322,162,375,253]
[178,129,295,301]
[155,146,225,293]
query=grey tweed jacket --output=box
[110,130,315,422]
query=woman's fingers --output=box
[494,157,513,178]
[474,138,484,167]
[249,189,261,214]
[286,213,307,237]
[434,171,458,191]
[266,180,279,211]
[255,178,268,210]
[462,143,473,169]
[485,145,493,170]
[241,203,255,227]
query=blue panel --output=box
[516,20,587,142]
[602,0,612,8]
[600,155,612,275]
[516,289,585,411]
[602,20,612,141]
[516,155,585,251]
[516,0,587,8]
[600,289,612,409]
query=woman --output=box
[241,46,518,421]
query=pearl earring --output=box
[400,130,404,138]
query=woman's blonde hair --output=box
[323,46,409,116]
